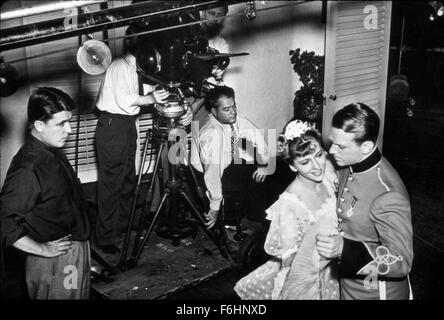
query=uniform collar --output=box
[350,147,382,173]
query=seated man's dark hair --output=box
[27,87,76,128]
[331,102,380,144]
[204,85,235,112]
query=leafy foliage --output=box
[289,48,325,98]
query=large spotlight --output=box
[76,40,112,75]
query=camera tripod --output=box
[119,117,230,269]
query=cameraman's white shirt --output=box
[96,53,155,115]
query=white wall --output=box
[223,1,325,133]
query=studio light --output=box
[0,57,20,97]
[76,39,112,75]
[428,1,444,20]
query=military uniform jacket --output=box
[335,148,413,300]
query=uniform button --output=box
[338,218,343,222]
[348,175,353,181]
[340,197,345,202]
[337,208,343,213]
[344,187,349,192]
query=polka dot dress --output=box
[234,165,340,300]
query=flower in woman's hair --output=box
[276,120,315,156]
[283,120,314,142]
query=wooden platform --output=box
[91,229,235,300]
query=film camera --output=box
[120,15,247,267]
[133,13,248,103]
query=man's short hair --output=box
[332,102,380,144]
[28,87,76,127]
[204,5,228,16]
[204,85,235,112]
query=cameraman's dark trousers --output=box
[95,111,137,247]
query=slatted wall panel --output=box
[66,113,98,173]
[323,1,392,146]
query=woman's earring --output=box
[289,165,298,173]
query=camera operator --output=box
[94,39,193,255]
[188,5,230,124]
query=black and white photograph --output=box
[0,0,443,304]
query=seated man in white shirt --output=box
[190,86,272,229]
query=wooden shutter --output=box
[65,113,98,182]
[322,1,392,147]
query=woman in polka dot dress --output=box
[234,121,340,300]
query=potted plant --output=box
[289,48,325,129]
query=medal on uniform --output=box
[346,196,358,217]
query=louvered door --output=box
[322,1,392,147]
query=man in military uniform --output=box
[316,103,413,300]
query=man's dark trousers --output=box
[95,111,137,247]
